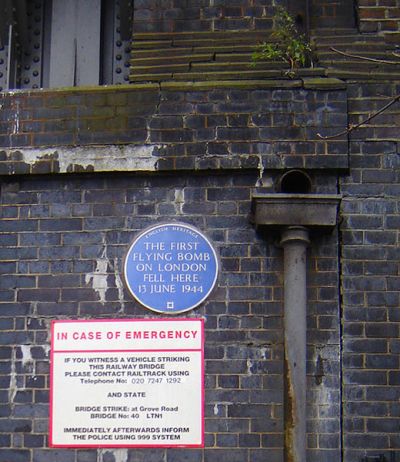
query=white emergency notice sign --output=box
[50,318,204,448]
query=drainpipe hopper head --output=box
[252,193,341,229]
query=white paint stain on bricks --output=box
[17,145,162,172]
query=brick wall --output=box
[340,81,400,462]
[133,0,400,33]
[0,82,348,174]
[0,22,399,462]
[133,0,278,33]
[309,0,357,28]
[0,168,341,462]
[0,80,347,462]
[358,0,400,33]
[133,0,359,34]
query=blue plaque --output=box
[124,223,219,314]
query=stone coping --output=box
[0,77,347,97]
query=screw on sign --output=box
[123,223,219,314]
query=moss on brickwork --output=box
[0,81,350,174]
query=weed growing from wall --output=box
[251,6,312,77]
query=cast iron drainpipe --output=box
[280,226,310,462]
[251,190,341,462]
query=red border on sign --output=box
[50,318,204,448]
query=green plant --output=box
[251,6,312,76]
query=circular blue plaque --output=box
[123,223,219,314]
